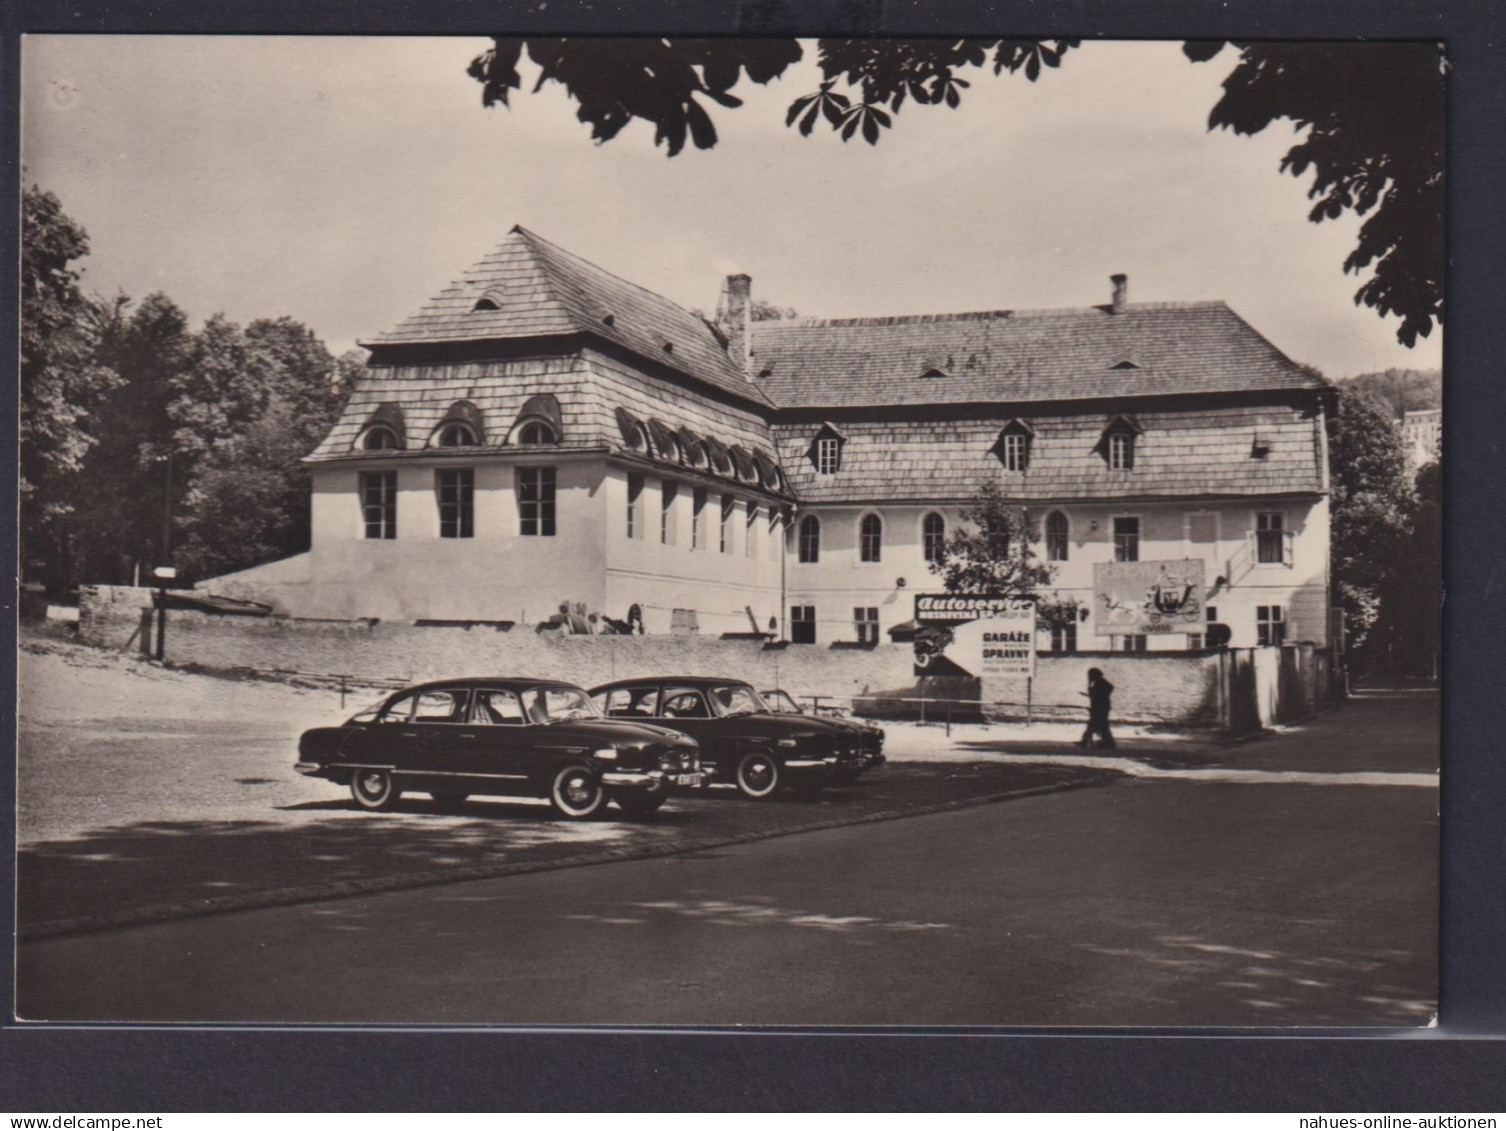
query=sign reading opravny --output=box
[1093,559,1206,635]
[912,594,1036,677]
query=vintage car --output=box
[760,689,887,784]
[589,677,873,798]
[295,677,703,819]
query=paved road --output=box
[17,688,1437,1027]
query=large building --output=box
[208,226,1336,650]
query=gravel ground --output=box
[16,635,1112,935]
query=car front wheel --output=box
[736,750,781,799]
[548,765,607,819]
[351,769,401,811]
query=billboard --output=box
[911,593,1036,677]
[1093,559,1206,635]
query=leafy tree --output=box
[750,298,799,322]
[1328,387,1414,655]
[928,482,1055,598]
[1336,368,1442,417]
[467,38,1441,346]
[20,187,121,584]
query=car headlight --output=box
[593,747,617,761]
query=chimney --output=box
[716,273,752,375]
[1110,273,1128,314]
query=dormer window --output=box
[1108,431,1134,470]
[362,425,401,450]
[471,297,499,312]
[431,401,486,449]
[517,420,556,445]
[1110,359,1140,370]
[435,423,477,447]
[992,420,1034,472]
[1099,415,1142,471]
[810,423,846,475]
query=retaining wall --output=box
[77,586,1324,728]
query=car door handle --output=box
[457,734,476,740]
[401,732,418,738]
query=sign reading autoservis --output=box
[912,594,1035,678]
[1093,559,1206,635]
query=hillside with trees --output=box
[1334,368,1442,418]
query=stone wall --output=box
[78,586,1279,728]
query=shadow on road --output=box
[18,762,1108,937]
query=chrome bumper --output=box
[294,761,323,776]
[601,769,704,788]
[784,757,840,769]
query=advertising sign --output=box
[1093,559,1206,635]
[911,593,1035,677]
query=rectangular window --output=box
[790,605,816,644]
[720,495,734,554]
[745,501,759,559]
[1257,605,1286,647]
[661,480,678,545]
[1256,512,1285,564]
[436,469,474,539]
[854,607,879,646]
[626,473,644,539]
[517,467,556,537]
[1002,431,1028,471]
[691,487,706,550]
[816,436,841,475]
[1109,432,1134,470]
[360,471,397,540]
[1187,634,1204,650]
[1187,512,1218,549]
[1118,633,1148,653]
[1050,622,1077,653]
[1113,516,1140,562]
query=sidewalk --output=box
[910,683,1439,778]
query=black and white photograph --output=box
[15,34,1443,1028]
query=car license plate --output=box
[669,772,705,787]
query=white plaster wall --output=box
[785,498,1329,649]
[601,465,784,635]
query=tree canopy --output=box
[20,186,351,594]
[927,482,1055,599]
[468,38,1442,347]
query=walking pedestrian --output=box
[1077,667,1117,749]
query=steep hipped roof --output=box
[364,225,773,408]
[750,304,1328,409]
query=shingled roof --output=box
[365,225,773,409]
[750,303,1328,409]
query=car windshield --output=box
[761,690,802,714]
[708,684,768,717]
[520,685,602,724]
[346,699,385,724]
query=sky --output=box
[21,36,1442,380]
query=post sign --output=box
[967,609,1036,679]
[1093,559,1206,635]
[911,594,1035,677]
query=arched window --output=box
[798,514,821,564]
[860,513,883,563]
[435,423,477,447]
[923,512,946,563]
[362,425,401,450]
[517,420,556,445]
[1046,511,1070,561]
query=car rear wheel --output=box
[736,751,781,799]
[351,769,400,811]
[429,789,470,809]
[612,791,667,817]
[548,765,606,819]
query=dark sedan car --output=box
[760,689,887,784]
[295,678,703,818]
[589,677,870,799]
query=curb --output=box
[18,770,1114,943]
